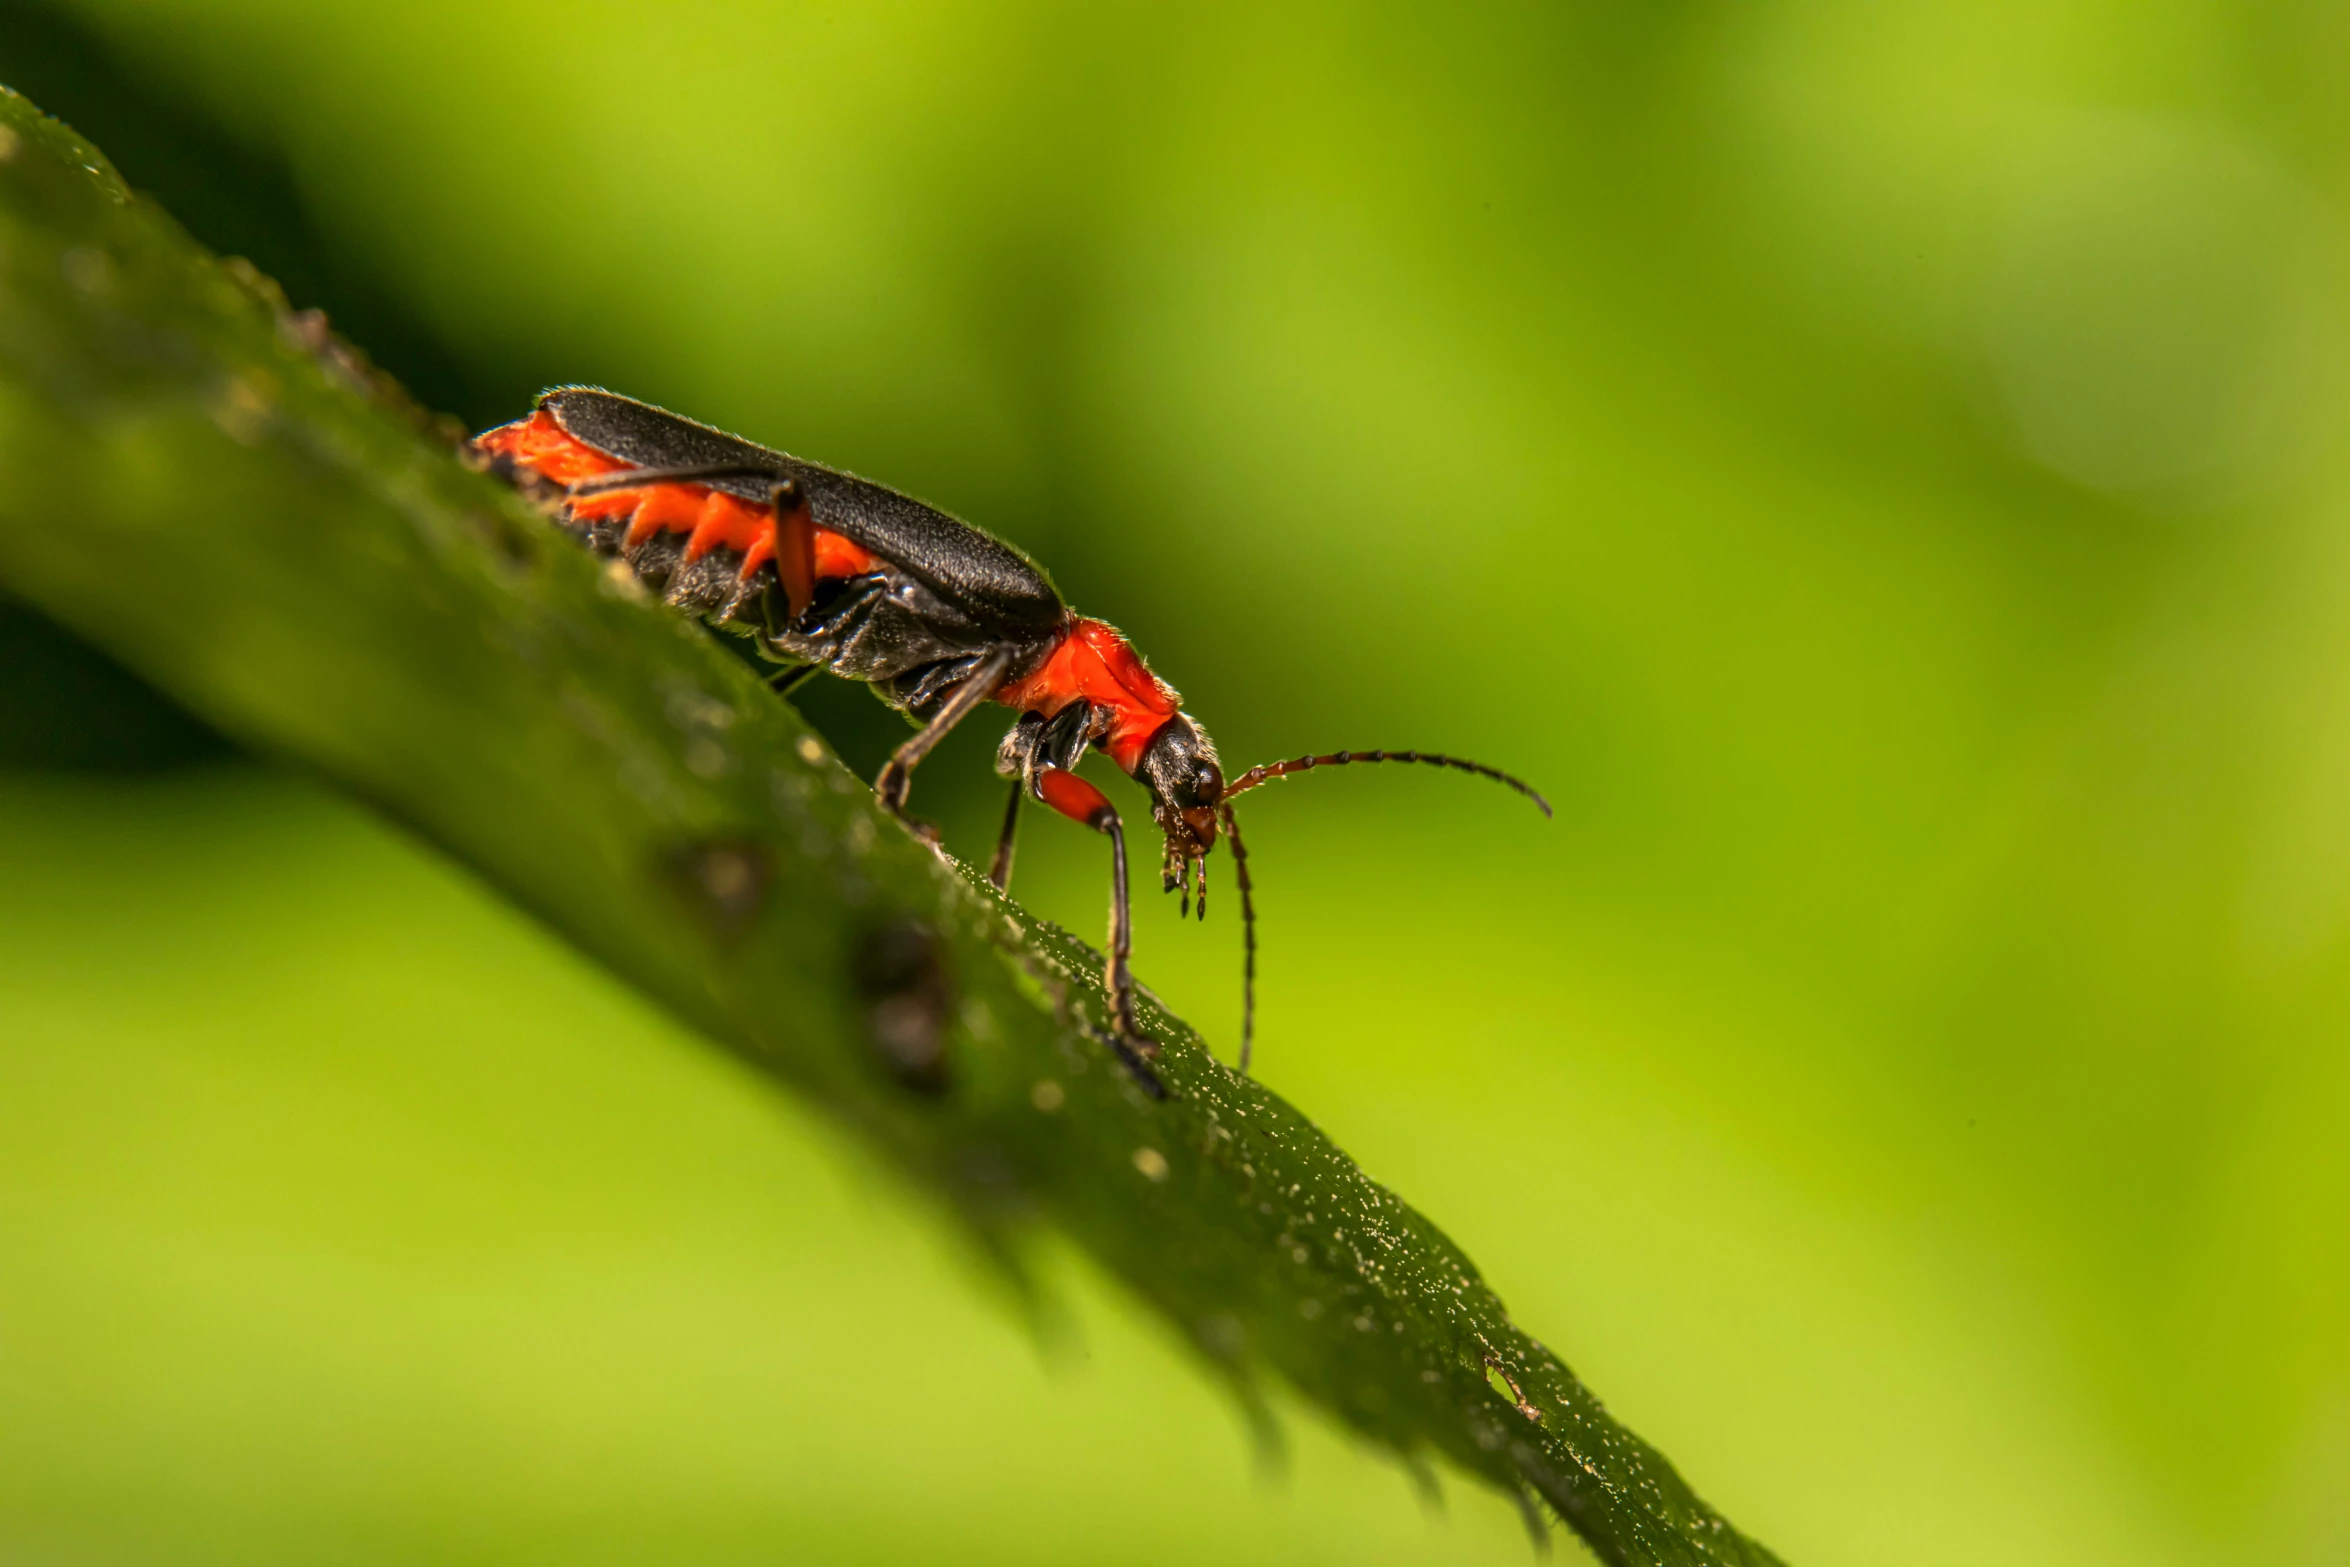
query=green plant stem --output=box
[0,87,1783,1566]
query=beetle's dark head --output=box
[1136,712,1224,879]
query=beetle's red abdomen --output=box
[997,618,1180,772]
[476,409,876,582]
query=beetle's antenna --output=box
[1219,803,1258,1073]
[1226,749,1552,817]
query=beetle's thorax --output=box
[993,621,1224,861]
[995,618,1181,774]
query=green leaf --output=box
[0,86,1783,1567]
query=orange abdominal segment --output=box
[474,409,876,586]
[623,483,701,548]
[811,531,872,578]
[684,491,766,562]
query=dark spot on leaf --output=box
[853,917,951,1094]
[952,1142,1017,1197]
[1199,1312,1245,1360]
[664,839,771,937]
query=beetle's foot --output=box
[1113,996,1160,1060]
[1107,1030,1168,1098]
[1076,1005,1166,1097]
[868,769,940,844]
[873,760,911,814]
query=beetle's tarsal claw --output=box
[1109,1031,1168,1097]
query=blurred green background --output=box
[4,2,2347,1562]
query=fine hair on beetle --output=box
[473,388,1550,1091]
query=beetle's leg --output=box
[984,698,1100,889]
[1031,768,1159,1084]
[567,461,786,496]
[767,478,817,619]
[990,712,1047,891]
[873,644,1016,824]
[749,589,817,696]
[996,698,1099,885]
[988,777,1024,891]
[1039,699,1098,772]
